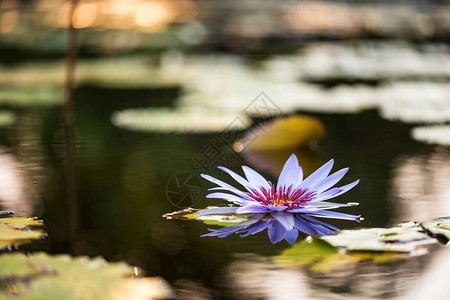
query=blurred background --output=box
[1,0,450,299]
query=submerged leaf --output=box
[274,237,405,273]
[0,217,44,250]
[273,237,337,266]
[421,217,450,244]
[0,253,174,300]
[237,115,325,151]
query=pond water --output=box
[0,84,448,299]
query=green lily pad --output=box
[163,207,249,226]
[0,217,45,250]
[274,237,405,273]
[0,253,174,300]
[421,217,450,244]
[112,107,251,133]
[322,222,436,252]
[0,87,62,107]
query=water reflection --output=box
[390,147,450,223]
[173,279,211,300]
[226,254,308,300]
[399,248,450,300]
[224,248,447,300]
[0,148,35,214]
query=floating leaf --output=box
[163,207,250,227]
[0,87,62,107]
[112,107,251,133]
[0,217,44,250]
[0,58,179,89]
[274,238,405,273]
[0,253,174,300]
[379,82,450,123]
[236,115,325,151]
[421,217,450,244]
[411,125,450,146]
[322,222,436,252]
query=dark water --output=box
[0,84,449,299]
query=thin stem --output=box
[63,0,79,254]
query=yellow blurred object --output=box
[135,1,174,31]
[238,115,325,151]
[284,1,359,34]
[73,2,99,29]
[0,10,19,34]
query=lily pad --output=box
[0,58,179,89]
[0,253,174,299]
[237,115,325,151]
[163,207,250,227]
[411,125,450,146]
[379,82,450,123]
[274,237,405,273]
[0,217,45,250]
[112,107,251,133]
[322,221,436,252]
[0,87,62,107]
[421,217,450,243]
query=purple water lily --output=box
[198,154,361,244]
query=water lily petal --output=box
[305,210,362,222]
[287,208,321,213]
[267,205,289,212]
[294,216,322,236]
[206,192,246,203]
[196,207,239,215]
[304,202,359,210]
[294,215,336,236]
[276,154,302,190]
[217,166,252,191]
[311,168,349,193]
[236,204,272,214]
[242,166,271,191]
[268,221,288,243]
[309,188,342,202]
[301,215,339,231]
[240,220,271,237]
[328,180,360,198]
[271,211,295,230]
[285,229,299,244]
[201,225,246,238]
[201,174,245,195]
[297,159,334,190]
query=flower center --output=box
[247,184,316,208]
